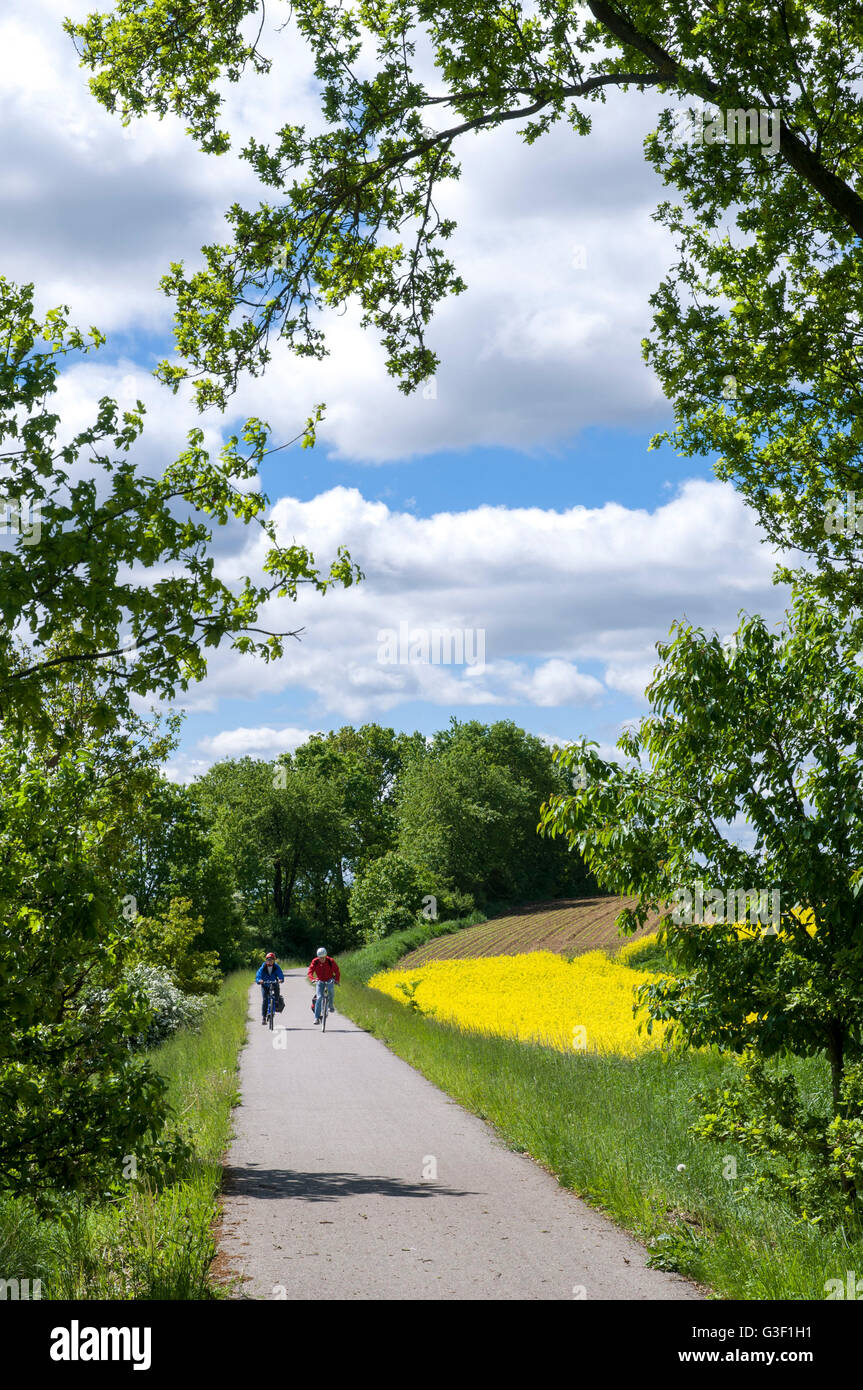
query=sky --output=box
[0,1,792,781]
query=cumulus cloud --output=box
[3,1,682,463]
[165,478,790,730]
[1,3,791,784]
[216,111,677,462]
[509,660,605,707]
[196,725,320,759]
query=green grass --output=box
[336,974,863,1299]
[618,934,674,973]
[0,970,251,1300]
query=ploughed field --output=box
[399,896,659,968]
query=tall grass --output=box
[0,970,251,1300]
[336,974,863,1299]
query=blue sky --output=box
[0,1,790,780]
[257,426,714,516]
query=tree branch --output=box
[587,0,863,240]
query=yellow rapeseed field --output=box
[367,937,671,1056]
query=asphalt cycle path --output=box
[217,969,702,1301]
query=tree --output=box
[20,656,234,984]
[194,753,353,947]
[0,278,359,738]
[122,774,248,971]
[191,756,275,917]
[124,896,222,996]
[349,850,426,942]
[194,727,427,948]
[69,3,863,594]
[0,728,186,1197]
[397,719,596,904]
[293,724,426,875]
[539,584,863,1217]
[0,272,358,1197]
[125,776,210,916]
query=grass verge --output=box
[335,973,861,1299]
[0,970,251,1299]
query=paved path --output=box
[217,971,702,1301]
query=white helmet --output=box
[316,947,327,958]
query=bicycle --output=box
[264,980,280,1031]
[320,980,331,1032]
[314,980,334,1032]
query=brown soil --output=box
[398,895,659,969]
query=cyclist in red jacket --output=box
[308,947,340,1025]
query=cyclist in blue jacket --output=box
[255,953,284,1024]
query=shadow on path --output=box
[223,1166,478,1203]
[251,1026,355,1033]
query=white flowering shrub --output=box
[125,965,211,1048]
[86,966,211,1050]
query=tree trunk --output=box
[273,857,284,917]
[284,851,299,919]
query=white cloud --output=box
[510,659,605,707]
[161,754,212,785]
[604,662,662,700]
[0,5,794,780]
[2,1,683,461]
[196,725,319,759]
[166,477,790,726]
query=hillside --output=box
[397,896,659,968]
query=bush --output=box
[90,966,212,1051]
[349,851,427,942]
[693,1051,863,1223]
[124,898,222,996]
[132,966,211,1048]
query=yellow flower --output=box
[733,905,816,941]
[368,941,670,1056]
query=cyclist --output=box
[307,947,340,1025]
[255,952,284,1025]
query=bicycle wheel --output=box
[268,996,274,1030]
[321,990,328,1032]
